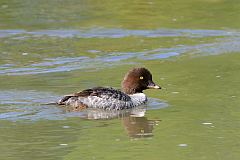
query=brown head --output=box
[121,67,161,94]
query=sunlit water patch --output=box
[0,90,168,121]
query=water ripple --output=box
[0,90,168,121]
[0,28,239,38]
[1,28,240,75]
[1,37,240,75]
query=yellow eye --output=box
[140,76,144,80]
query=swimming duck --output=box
[58,67,161,110]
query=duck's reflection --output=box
[65,105,160,138]
[122,116,159,138]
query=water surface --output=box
[1,0,240,160]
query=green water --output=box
[1,0,240,160]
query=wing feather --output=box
[58,87,132,110]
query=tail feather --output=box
[57,95,74,105]
[42,102,58,105]
[42,95,75,106]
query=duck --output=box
[57,67,161,110]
